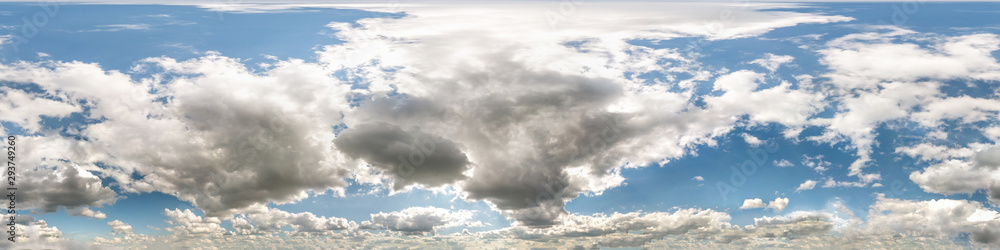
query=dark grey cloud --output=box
[19,165,118,213]
[975,146,1000,170]
[335,122,471,190]
[66,56,359,218]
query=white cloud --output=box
[0,56,358,218]
[984,127,1000,142]
[740,198,766,209]
[73,199,998,249]
[0,34,10,49]
[0,34,834,226]
[740,198,789,212]
[163,209,229,238]
[364,207,476,235]
[487,208,732,247]
[896,143,976,162]
[912,96,1000,127]
[749,53,794,72]
[754,211,834,227]
[821,32,1000,88]
[0,87,81,133]
[3,2,999,249]
[768,197,789,212]
[84,24,152,32]
[107,220,133,235]
[910,157,991,196]
[0,217,74,250]
[809,31,1000,187]
[93,220,154,248]
[15,161,118,213]
[742,133,763,147]
[802,155,832,173]
[821,177,868,189]
[316,3,843,226]
[901,142,1000,203]
[692,176,704,181]
[704,70,826,128]
[234,206,354,235]
[796,180,818,192]
[71,207,107,220]
[866,195,1000,247]
[12,4,1000,247]
[0,1,853,230]
[774,159,794,167]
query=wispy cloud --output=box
[83,23,152,32]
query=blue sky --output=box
[2,1,1000,249]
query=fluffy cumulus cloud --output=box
[740,198,789,212]
[363,207,476,235]
[3,1,1000,249]
[15,162,118,213]
[796,180,818,191]
[903,143,1000,202]
[163,208,229,238]
[71,207,107,219]
[233,207,355,235]
[866,195,1000,247]
[809,27,1000,188]
[742,133,764,147]
[0,2,854,229]
[774,159,794,168]
[822,29,1000,87]
[109,55,355,217]
[0,215,89,250]
[740,198,766,209]
[107,220,133,235]
[749,53,795,72]
[490,208,734,247]
[0,55,359,218]
[312,1,847,227]
[93,220,155,248]
[768,198,789,212]
[0,87,80,133]
[75,198,993,249]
